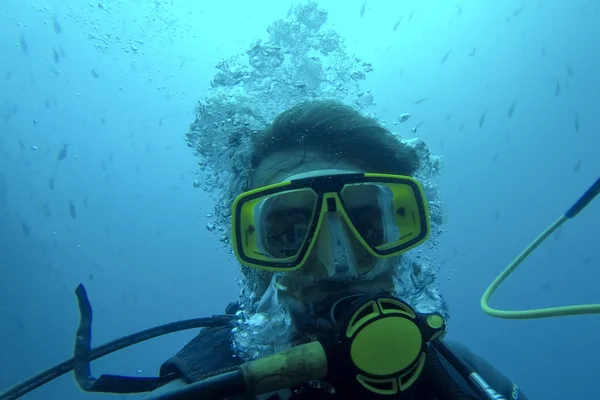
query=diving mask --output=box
[232,173,430,278]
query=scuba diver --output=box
[1,101,598,400]
[142,100,527,400]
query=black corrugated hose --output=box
[423,345,481,400]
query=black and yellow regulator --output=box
[324,293,447,397]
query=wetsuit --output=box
[146,323,528,400]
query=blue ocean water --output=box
[0,1,598,399]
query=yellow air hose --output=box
[481,177,600,319]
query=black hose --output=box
[423,345,480,400]
[0,284,234,400]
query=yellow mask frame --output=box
[231,173,430,272]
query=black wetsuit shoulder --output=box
[159,324,241,383]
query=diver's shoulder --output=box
[158,304,239,383]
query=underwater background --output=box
[1,0,599,399]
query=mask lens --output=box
[257,189,318,259]
[341,182,415,252]
[345,203,385,246]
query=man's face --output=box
[230,149,437,361]
[247,149,398,302]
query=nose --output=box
[316,212,360,279]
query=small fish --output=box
[83,196,88,208]
[574,113,580,132]
[467,47,476,57]
[455,4,462,15]
[100,116,105,125]
[478,111,486,128]
[53,16,62,34]
[69,200,77,219]
[21,221,30,236]
[566,64,574,77]
[5,70,12,80]
[57,143,69,161]
[43,202,52,217]
[44,99,51,109]
[414,98,428,105]
[360,1,366,17]
[508,101,516,117]
[286,2,294,18]
[134,165,140,174]
[59,46,66,57]
[89,273,94,281]
[398,113,411,123]
[573,160,582,173]
[494,209,500,221]
[408,10,415,21]
[48,177,55,190]
[18,140,25,151]
[492,153,499,163]
[393,17,403,31]
[441,49,452,63]
[512,5,525,17]
[52,47,60,63]
[19,35,28,56]
[91,69,99,79]
[541,47,546,57]
[554,79,560,96]
[458,122,464,131]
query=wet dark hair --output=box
[249,100,420,179]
